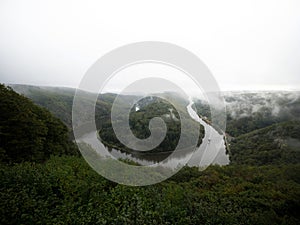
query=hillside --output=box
[98,95,203,154]
[11,84,204,154]
[11,84,86,129]
[193,91,300,137]
[0,84,299,224]
[0,84,78,163]
[230,121,300,165]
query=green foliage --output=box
[193,99,211,120]
[10,85,204,154]
[11,85,76,129]
[230,121,300,165]
[98,96,204,153]
[1,84,300,224]
[0,84,78,163]
[226,109,280,137]
[0,156,299,224]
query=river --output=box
[78,100,229,169]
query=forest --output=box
[0,84,299,224]
[98,95,204,153]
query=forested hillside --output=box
[0,84,78,163]
[193,91,300,137]
[11,84,203,154]
[98,96,203,153]
[1,84,299,224]
[1,157,299,225]
[11,84,81,129]
[193,92,300,167]
[230,121,300,165]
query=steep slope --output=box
[0,84,78,163]
[11,84,78,129]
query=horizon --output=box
[7,82,300,93]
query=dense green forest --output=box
[1,84,299,224]
[9,85,77,129]
[0,84,78,163]
[1,157,299,225]
[230,121,300,165]
[98,96,203,153]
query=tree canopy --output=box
[0,84,78,163]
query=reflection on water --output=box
[186,100,230,167]
[78,100,229,169]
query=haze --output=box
[0,0,300,91]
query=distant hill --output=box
[10,84,203,154]
[10,84,150,129]
[0,84,78,163]
[11,84,299,162]
[11,84,79,129]
[230,121,300,165]
[12,85,300,136]
[193,91,300,137]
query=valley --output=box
[1,84,299,224]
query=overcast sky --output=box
[0,0,300,91]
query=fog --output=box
[223,91,300,118]
[1,0,300,91]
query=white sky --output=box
[0,0,300,91]
[102,62,206,98]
